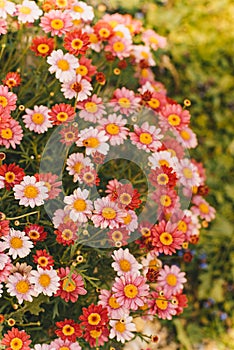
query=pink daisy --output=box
[177,158,201,188]
[132,45,156,66]
[0,118,23,149]
[77,94,106,123]
[109,312,136,343]
[49,338,82,350]
[1,328,31,350]
[40,10,73,37]
[0,0,15,19]
[61,75,93,100]
[142,29,167,50]
[55,220,79,246]
[106,227,129,247]
[2,228,33,259]
[64,188,93,223]
[66,152,93,183]
[52,207,74,228]
[112,273,149,311]
[191,195,216,222]
[112,248,142,276]
[162,136,185,159]
[0,19,7,35]
[148,290,177,320]
[151,220,185,255]
[152,187,179,218]
[75,56,97,82]
[177,127,198,149]
[29,267,60,296]
[54,267,87,302]
[0,85,17,112]
[13,175,48,208]
[76,127,109,155]
[98,113,129,146]
[79,166,99,187]
[129,121,162,152]
[98,289,127,319]
[91,197,126,229]
[110,87,141,116]
[159,103,191,132]
[22,105,53,134]
[59,124,79,146]
[69,1,94,22]
[35,172,62,200]
[105,36,132,60]
[6,272,38,304]
[49,103,75,126]
[120,210,138,233]
[47,49,79,83]
[157,265,187,296]
[16,0,43,24]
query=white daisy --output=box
[16,0,43,24]
[76,127,109,155]
[109,311,136,343]
[2,228,33,259]
[61,75,93,100]
[70,1,94,22]
[148,150,178,171]
[64,188,93,223]
[47,49,79,83]
[0,0,16,19]
[112,248,142,277]
[29,267,60,296]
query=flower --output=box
[69,1,94,22]
[13,176,48,208]
[148,290,177,320]
[33,249,54,270]
[40,10,73,37]
[55,319,82,342]
[92,197,126,229]
[61,75,93,100]
[98,113,129,146]
[6,272,38,304]
[0,118,23,149]
[30,36,55,57]
[116,183,142,210]
[16,1,42,24]
[77,94,105,122]
[24,224,47,243]
[66,152,92,182]
[0,0,15,19]
[64,29,90,56]
[149,165,177,189]
[110,87,141,115]
[112,273,149,310]
[1,328,31,350]
[112,248,142,276]
[159,103,191,131]
[0,163,25,190]
[2,72,21,88]
[54,221,79,246]
[59,124,79,146]
[47,49,79,83]
[98,289,127,319]
[109,312,136,343]
[2,228,33,259]
[64,188,93,223]
[191,195,216,222]
[79,303,109,330]
[29,267,60,296]
[105,36,132,60]
[177,158,201,188]
[35,172,62,199]
[76,127,109,155]
[142,29,167,50]
[22,105,53,134]
[49,103,75,125]
[157,265,187,296]
[49,338,81,350]
[55,267,87,302]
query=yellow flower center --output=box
[19,6,31,14]
[149,258,161,270]
[178,220,187,233]
[1,128,13,140]
[159,159,169,167]
[37,44,50,54]
[71,38,83,50]
[157,173,169,185]
[148,98,160,109]
[199,203,209,214]
[89,33,98,44]
[156,296,168,310]
[106,123,120,135]
[24,185,39,199]
[76,65,88,76]
[180,129,190,140]
[73,198,86,211]
[57,59,70,71]
[149,36,158,44]
[115,321,126,333]
[88,313,101,326]
[28,230,40,240]
[124,284,138,298]
[73,5,84,12]
[62,278,76,292]
[62,325,75,336]
[141,227,151,237]
[141,51,149,59]
[123,213,132,225]
[99,28,110,38]
[51,19,64,30]
[0,1,6,9]
[183,167,193,179]
[5,171,15,183]
[139,132,153,145]
[0,96,8,107]
[118,97,130,109]
[73,162,83,173]
[10,237,23,249]
[90,329,102,339]
[15,280,30,294]
[168,114,181,126]
[159,232,173,245]
[61,229,73,241]
[56,0,67,7]
[38,257,48,267]
[160,195,171,207]
[119,258,131,272]
[32,113,45,125]
[57,112,68,122]
[113,41,125,52]
[10,338,23,350]
[166,273,177,286]
[111,230,123,242]
[108,296,120,309]
[39,274,51,287]
[60,347,69,350]
[84,101,98,113]
[83,137,100,148]
[119,193,131,205]
[102,207,116,220]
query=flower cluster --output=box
[0,1,215,349]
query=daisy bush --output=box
[0,1,215,349]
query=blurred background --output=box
[92,0,234,348]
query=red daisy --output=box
[54,266,87,303]
[83,326,109,348]
[116,183,142,210]
[30,36,55,57]
[33,249,54,270]
[55,319,82,342]
[106,227,129,247]
[76,56,97,82]
[55,221,78,246]
[2,72,21,89]
[0,163,25,190]
[173,291,188,315]
[79,303,109,331]
[24,224,47,243]
[0,219,10,237]
[64,29,90,56]
[1,327,31,350]
[151,220,185,255]
[49,103,75,125]
[59,124,79,146]
[93,20,113,41]
[149,165,177,189]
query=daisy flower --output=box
[177,127,198,148]
[0,249,12,282]
[0,118,23,149]
[110,87,141,116]
[191,195,216,222]
[115,183,142,210]
[54,267,87,303]
[66,152,93,182]
[0,163,25,190]
[59,124,79,146]
[0,0,16,19]
[1,328,31,350]
[98,113,129,146]
[79,166,99,187]
[0,218,10,237]
[0,85,17,112]
[64,188,93,223]
[132,45,156,66]
[54,221,79,246]
[130,122,163,153]
[61,75,93,100]
[49,338,81,350]
[105,36,132,60]
[69,1,94,22]
[49,103,75,125]
[33,249,54,270]
[92,197,126,229]
[79,303,109,330]
[31,344,51,350]
[40,10,73,37]
[112,273,149,311]
[142,29,167,50]
[35,172,62,200]
[55,319,82,342]
[149,165,177,189]
[47,49,79,83]
[64,29,90,56]
[29,267,60,296]
[82,327,109,349]
[76,56,97,81]
[52,207,73,228]
[2,72,21,89]
[6,272,38,304]
[148,290,177,320]
[148,150,179,171]
[2,228,33,259]
[76,127,109,155]
[30,36,55,58]
[24,224,47,244]
[121,209,138,233]
[112,248,142,276]
[77,94,106,123]
[109,312,136,343]
[93,20,113,41]
[0,18,7,35]
[106,228,129,247]
[159,103,191,132]
[16,1,43,24]
[177,158,201,188]
[22,105,53,134]
[157,265,187,296]
[141,251,162,277]
[13,175,48,208]
[144,91,167,112]
[152,188,179,219]
[98,289,127,319]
